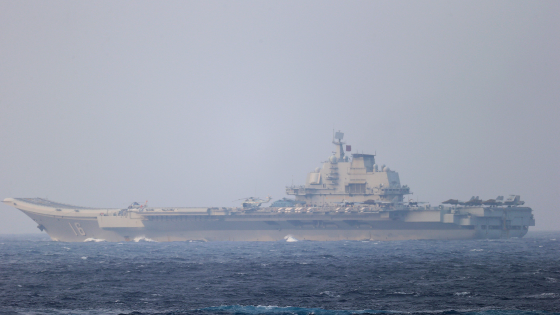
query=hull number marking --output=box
[69,222,86,236]
[74,223,86,236]
[68,222,78,236]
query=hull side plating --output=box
[3,132,534,242]
[9,200,530,242]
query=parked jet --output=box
[362,199,378,205]
[442,199,461,205]
[504,195,525,206]
[334,199,355,206]
[483,196,504,206]
[406,199,429,207]
[462,196,483,206]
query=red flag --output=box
[346,145,351,151]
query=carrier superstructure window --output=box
[364,155,375,172]
[346,184,366,194]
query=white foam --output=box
[320,291,340,297]
[470,249,483,251]
[454,292,470,296]
[81,256,88,260]
[84,238,106,242]
[526,293,559,299]
[284,235,299,242]
[134,236,157,242]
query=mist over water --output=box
[1,2,559,314]
[1,1,559,233]
[1,232,558,315]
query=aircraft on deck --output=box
[483,196,504,206]
[333,199,355,206]
[462,196,483,206]
[442,199,461,205]
[406,199,429,207]
[504,195,525,206]
[442,195,524,207]
[234,196,272,209]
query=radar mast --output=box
[333,130,345,160]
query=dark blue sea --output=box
[0,232,558,315]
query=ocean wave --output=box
[134,236,157,242]
[454,292,471,296]
[524,293,559,299]
[198,305,390,314]
[284,235,299,242]
[2,233,559,315]
[319,291,341,298]
[84,238,106,242]
[1,307,557,315]
[196,306,557,315]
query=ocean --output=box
[0,232,558,315]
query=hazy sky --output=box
[1,1,558,233]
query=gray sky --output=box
[1,1,559,233]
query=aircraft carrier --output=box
[3,132,535,242]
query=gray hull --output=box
[3,132,535,242]
[18,206,529,242]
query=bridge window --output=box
[346,184,366,194]
[364,155,375,172]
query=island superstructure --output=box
[3,132,535,242]
[286,131,410,206]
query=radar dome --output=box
[329,155,338,163]
[314,167,321,173]
[383,166,390,172]
[373,164,378,171]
